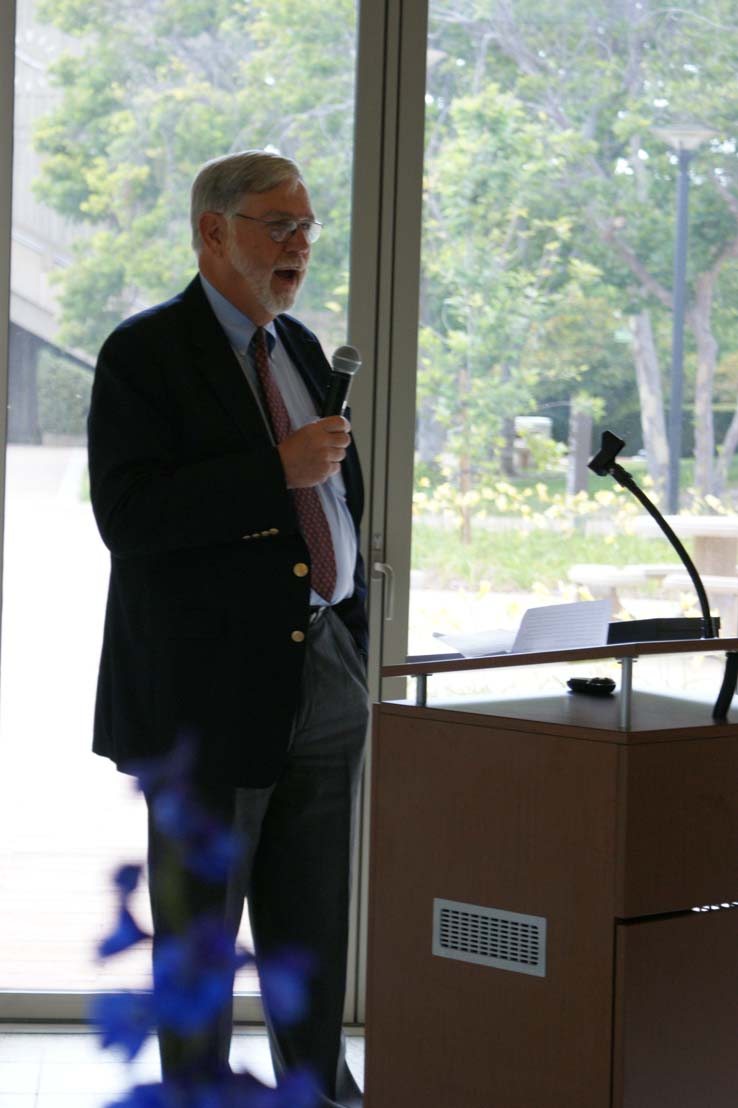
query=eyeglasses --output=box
[231,213,323,244]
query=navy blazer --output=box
[88,275,367,787]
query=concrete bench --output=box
[567,563,648,602]
[661,572,738,596]
[624,563,681,581]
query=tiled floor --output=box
[0,1025,365,1107]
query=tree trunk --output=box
[499,362,516,477]
[630,310,668,495]
[715,401,738,495]
[566,402,593,495]
[689,274,718,497]
[458,363,473,545]
[500,415,516,477]
[459,453,472,545]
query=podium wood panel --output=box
[365,694,738,1108]
[615,736,738,916]
[613,909,738,1106]
[365,708,619,1108]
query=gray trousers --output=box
[147,608,369,1105]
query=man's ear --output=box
[199,211,226,257]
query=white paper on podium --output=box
[433,598,613,659]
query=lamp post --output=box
[653,123,714,513]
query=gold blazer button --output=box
[293,562,309,578]
[291,630,306,643]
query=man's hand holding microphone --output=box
[277,344,361,489]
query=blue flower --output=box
[99,906,149,958]
[151,785,237,882]
[127,738,238,882]
[115,864,143,896]
[153,917,253,1035]
[258,949,316,1027]
[104,1070,319,1108]
[90,992,155,1061]
[96,743,322,1107]
[273,1069,320,1108]
[98,862,150,959]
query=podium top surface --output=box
[378,689,738,742]
[381,637,738,679]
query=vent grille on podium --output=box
[432,898,546,978]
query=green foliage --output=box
[33,0,357,355]
[418,0,738,512]
[417,77,593,486]
[30,0,738,508]
[418,6,735,414]
[37,348,93,437]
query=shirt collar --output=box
[199,273,277,354]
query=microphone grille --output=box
[332,345,361,374]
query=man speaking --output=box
[88,149,369,1106]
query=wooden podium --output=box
[364,640,738,1108]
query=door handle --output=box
[372,561,395,621]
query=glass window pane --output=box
[410,0,738,694]
[2,0,357,1002]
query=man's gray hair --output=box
[190,149,303,253]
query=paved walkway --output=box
[0,447,262,999]
[0,447,153,994]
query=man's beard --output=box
[228,242,305,316]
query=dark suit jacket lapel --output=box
[182,276,270,444]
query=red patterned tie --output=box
[250,327,337,603]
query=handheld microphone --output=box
[321,345,361,417]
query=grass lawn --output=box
[411,453,738,592]
[411,520,682,592]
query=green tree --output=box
[418,81,600,539]
[34,0,738,509]
[422,0,738,501]
[33,0,357,355]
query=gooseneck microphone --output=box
[321,345,362,417]
[589,430,715,637]
[587,430,738,720]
